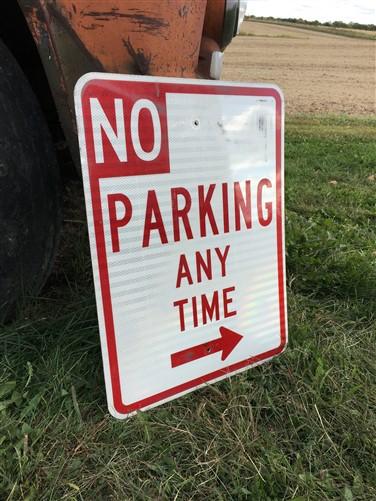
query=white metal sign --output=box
[74,74,287,419]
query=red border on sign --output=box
[80,80,286,415]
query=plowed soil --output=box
[222,21,376,115]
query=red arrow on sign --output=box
[171,327,243,368]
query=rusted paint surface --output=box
[18,0,230,168]
[81,9,169,31]
[52,0,206,77]
[203,0,226,47]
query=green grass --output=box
[252,19,376,40]
[1,115,376,499]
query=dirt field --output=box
[222,21,376,115]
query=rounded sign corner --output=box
[74,72,105,102]
[268,83,285,105]
[108,404,129,420]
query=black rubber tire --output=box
[0,39,62,322]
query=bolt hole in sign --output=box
[74,74,287,419]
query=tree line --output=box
[246,16,376,32]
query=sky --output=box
[245,0,375,24]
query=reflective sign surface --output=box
[75,74,287,419]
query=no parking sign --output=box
[74,74,287,419]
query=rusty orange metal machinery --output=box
[18,0,242,166]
